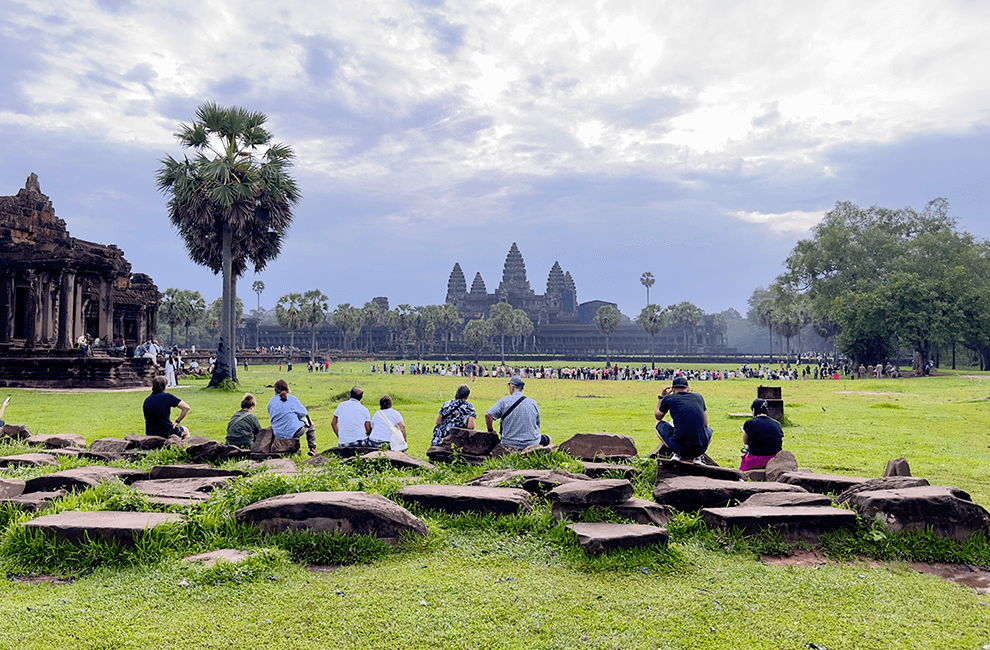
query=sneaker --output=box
[309,448,317,457]
[693,457,704,465]
[670,453,683,461]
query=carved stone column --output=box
[0,271,12,344]
[56,270,75,349]
[23,270,39,349]
[98,277,113,342]
[73,279,83,340]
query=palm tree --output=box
[640,272,655,306]
[438,302,459,358]
[489,302,515,365]
[275,293,304,350]
[156,102,300,387]
[252,280,265,313]
[638,304,668,369]
[594,305,621,367]
[667,301,704,353]
[332,303,363,350]
[462,319,491,362]
[159,289,185,345]
[302,290,329,363]
[362,301,381,352]
[180,290,206,346]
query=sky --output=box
[2,0,989,318]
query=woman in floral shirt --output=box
[432,384,477,445]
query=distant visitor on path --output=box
[143,375,191,439]
[226,393,262,449]
[268,379,317,456]
[485,376,551,449]
[370,395,408,451]
[654,375,712,463]
[739,398,783,471]
[332,386,373,447]
[432,384,477,446]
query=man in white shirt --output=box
[331,386,372,446]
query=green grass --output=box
[1,363,990,648]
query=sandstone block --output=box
[582,462,638,479]
[884,457,912,477]
[396,484,532,515]
[557,433,637,461]
[700,505,857,542]
[24,466,148,493]
[846,485,990,540]
[548,479,633,507]
[765,450,798,483]
[25,433,87,449]
[653,475,807,512]
[0,453,59,468]
[567,522,668,555]
[24,510,183,546]
[358,450,435,470]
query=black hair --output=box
[751,398,769,415]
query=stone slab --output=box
[778,472,872,495]
[653,475,808,512]
[439,428,500,456]
[397,484,532,515]
[581,462,638,479]
[130,477,233,500]
[0,478,26,499]
[2,490,67,512]
[764,451,798,483]
[548,479,633,507]
[235,491,428,543]
[557,433,638,461]
[88,438,131,456]
[0,453,59,468]
[847,485,990,541]
[552,497,673,527]
[24,466,149,493]
[24,510,183,546]
[150,464,247,480]
[25,433,87,449]
[566,522,668,555]
[884,457,912,477]
[656,458,743,483]
[742,469,766,482]
[0,424,32,440]
[44,448,82,458]
[834,476,931,503]
[183,549,254,567]
[464,469,591,494]
[358,450,435,470]
[700,506,857,542]
[124,434,167,450]
[739,492,834,508]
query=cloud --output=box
[728,209,824,236]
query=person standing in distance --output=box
[654,375,712,463]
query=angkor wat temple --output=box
[0,174,160,387]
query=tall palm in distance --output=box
[302,290,329,363]
[275,293,304,351]
[640,272,655,306]
[252,280,265,314]
[157,102,300,387]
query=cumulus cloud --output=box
[729,209,824,236]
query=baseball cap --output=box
[671,375,688,388]
[507,376,525,388]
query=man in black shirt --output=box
[654,375,712,463]
[143,376,191,438]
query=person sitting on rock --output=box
[331,386,372,447]
[432,384,477,446]
[485,376,551,450]
[226,393,262,449]
[654,375,712,463]
[740,398,783,471]
[268,379,317,456]
[143,375,190,439]
[370,394,407,450]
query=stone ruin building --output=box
[0,174,160,387]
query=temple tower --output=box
[446,263,467,305]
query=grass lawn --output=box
[0,362,989,649]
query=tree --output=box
[438,302,459,358]
[159,289,186,345]
[252,280,265,313]
[488,302,515,365]
[414,305,441,357]
[302,290,329,363]
[179,290,206,346]
[667,301,704,353]
[511,309,533,353]
[640,272,655,306]
[362,301,381,352]
[462,319,491,362]
[274,293,304,350]
[157,102,300,387]
[747,287,775,360]
[594,305,621,367]
[637,304,668,368]
[332,303,363,350]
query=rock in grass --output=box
[124,434,167,450]
[396,484,532,515]
[235,491,428,543]
[2,490,67,512]
[0,478,26,499]
[778,472,872,495]
[358,450,435,470]
[845,485,990,540]
[552,497,673,527]
[566,522,668,555]
[25,433,87,449]
[150,464,246,480]
[557,433,637,461]
[24,466,148,493]
[24,510,183,546]
[834,476,930,504]
[581,462,638,479]
[439,429,500,456]
[652,475,807,512]
[739,492,833,508]
[130,477,234,501]
[88,438,131,457]
[700,505,857,542]
[0,453,59,468]
[655,458,743,483]
[764,451,798,483]
[548,479,633,507]
[884,457,912,477]
[465,469,591,494]
[0,424,32,441]
[183,549,254,567]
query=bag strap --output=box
[498,396,527,435]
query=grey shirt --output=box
[487,393,541,449]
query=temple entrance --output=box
[13,287,27,340]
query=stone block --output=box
[743,469,766,482]
[739,492,833,508]
[150,464,246,480]
[24,466,148,493]
[566,522,668,555]
[235,491,428,543]
[0,424,32,440]
[835,476,930,504]
[582,462,638,479]
[183,549,254,567]
[778,472,872,495]
[846,485,990,540]
[396,484,532,515]
[0,453,59,468]
[124,434,167,450]
[557,433,637,461]
[548,479,633,507]
[130,477,234,501]
[653,475,807,512]
[0,478,26,499]
[88,438,131,456]
[884,457,912,477]
[24,510,183,546]
[424,446,486,465]
[764,450,798,483]
[552,497,673,527]
[656,458,743,483]
[358,450,435,470]
[25,433,87,449]
[2,490,67,512]
[700,506,857,542]
[465,469,591,494]
[440,428,500,456]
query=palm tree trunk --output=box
[229,273,237,381]
[311,326,316,363]
[500,332,505,365]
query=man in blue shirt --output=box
[485,376,551,449]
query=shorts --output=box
[740,452,777,471]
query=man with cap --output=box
[654,374,712,463]
[485,376,551,449]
